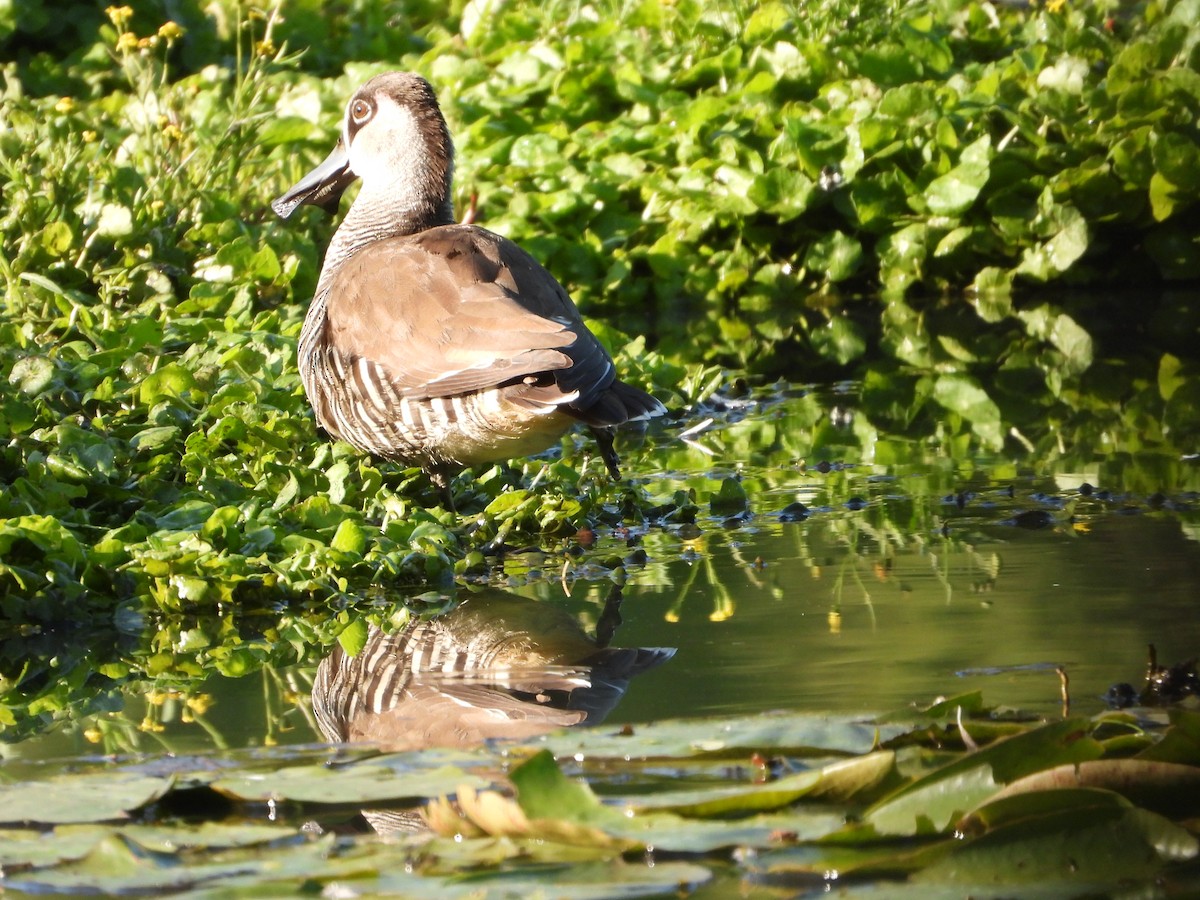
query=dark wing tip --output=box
[575,380,667,427]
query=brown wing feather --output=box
[323,224,618,405]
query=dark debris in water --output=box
[1106,645,1199,709]
[1010,509,1059,529]
[779,502,809,522]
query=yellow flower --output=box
[106,5,133,27]
[1045,0,1066,10]
[82,130,98,142]
[163,124,184,142]
[115,32,139,52]
[255,38,277,58]
[55,96,75,113]
[138,35,157,50]
[84,727,103,744]
[158,21,184,42]
[186,693,213,715]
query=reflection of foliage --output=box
[68,664,316,757]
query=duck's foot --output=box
[589,427,622,481]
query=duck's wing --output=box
[322,224,616,406]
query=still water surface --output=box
[10,385,1199,762]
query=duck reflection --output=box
[312,586,674,753]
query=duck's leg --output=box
[595,583,624,648]
[589,427,622,481]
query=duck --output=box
[273,72,665,505]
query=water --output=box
[8,385,1199,763]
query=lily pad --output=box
[535,711,905,760]
[914,804,1198,886]
[211,761,489,805]
[0,773,174,825]
[864,718,1103,836]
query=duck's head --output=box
[272,72,454,222]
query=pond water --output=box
[9,384,1199,761]
[3,383,1199,899]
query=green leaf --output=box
[330,519,366,554]
[864,718,1102,836]
[805,231,862,282]
[337,617,369,656]
[982,759,1200,819]
[485,489,535,516]
[509,133,560,168]
[0,774,173,825]
[878,83,938,121]
[1156,355,1185,403]
[971,268,1013,320]
[634,771,823,818]
[925,135,991,216]
[1139,709,1200,766]
[139,363,197,405]
[536,711,903,761]
[326,459,352,506]
[213,760,487,805]
[811,316,867,365]
[748,169,816,220]
[745,2,790,42]
[931,375,1003,448]
[962,786,1128,832]
[633,751,896,817]
[9,355,55,395]
[513,750,609,824]
[1016,306,1094,376]
[1152,131,1200,193]
[914,805,1197,886]
[130,425,179,450]
[709,477,748,515]
[878,223,929,297]
[0,515,85,568]
[1017,203,1089,281]
[39,220,75,255]
[1149,171,1183,222]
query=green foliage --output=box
[403,0,1200,379]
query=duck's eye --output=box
[350,99,372,124]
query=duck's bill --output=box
[272,139,357,219]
